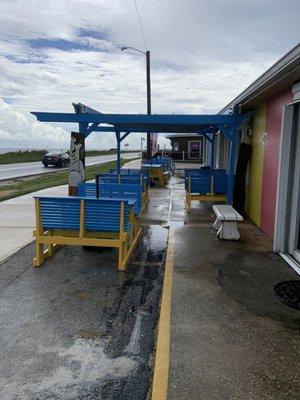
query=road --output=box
[0,153,139,181]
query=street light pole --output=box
[121,46,152,159]
[141,136,145,162]
[146,50,151,159]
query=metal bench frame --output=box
[33,197,142,270]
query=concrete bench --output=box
[212,205,243,240]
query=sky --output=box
[0,0,299,150]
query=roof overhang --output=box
[31,111,243,135]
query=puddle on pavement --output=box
[131,304,153,316]
[71,290,90,300]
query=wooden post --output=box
[210,175,214,196]
[79,199,85,238]
[33,199,44,267]
[118,202,125,270]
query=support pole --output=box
[227,126,237,205]
[146,50,151,159]
[116,131,121,174]
[210,134,215,170]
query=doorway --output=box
[275,103,300,271]
[287,104,300,262]
[188,140,202,160]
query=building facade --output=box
[167,134,205,162]
[219,44,300,271]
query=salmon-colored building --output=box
[219,44,300,272]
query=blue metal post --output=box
[227,125,237,205]
[210,134,215,170]
[116,131,121,174]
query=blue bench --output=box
[185,171,231,209]
[184,168,226,178]
[109,168,149,177]
[96,173,148,190]
[33,196,142,270]
[77,182,143,215]
[96,173,149,205]
[143,157,172,171]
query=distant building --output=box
[166,133,205,162]
[219,44,300,270]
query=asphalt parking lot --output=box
[0,225,167,400]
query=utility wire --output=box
[132,0,148,51]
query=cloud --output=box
[0,98,70,149]
[0,98,150,150]
[0,0,299,149]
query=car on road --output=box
[42,152,70,168]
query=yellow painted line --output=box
[151,228,174,400]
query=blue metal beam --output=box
[210,134,215,169]
[120,131,131,142]
[116,131,121,173]
[227,125,237,205]
[201,132,212,143]
[216,124,233,141]
[93,126,214,134]
[73,103,103,115]
[86,122,100,135]
[31,112,243,126]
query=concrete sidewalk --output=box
[167,176,300,400]
[0,184,68,263]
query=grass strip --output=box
[0,160,124,202]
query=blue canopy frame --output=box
[31,103,244,204]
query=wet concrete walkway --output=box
[1,172,300,400]
[167,174,300,400]
[0,222,167,399]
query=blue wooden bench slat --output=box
[109,168,149,177]
[77,183,142,215]
[142,157,172,172]
[36,196,133,232]
[186,175,232,194]
[33,195,143,270]
[184,168,227,178]
[96,174,148,190]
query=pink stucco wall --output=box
[261,88,293,238]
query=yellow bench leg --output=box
[118,241,125,271]
[33,240,44,267]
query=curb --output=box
[151,228,174,400]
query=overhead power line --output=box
[132,0,148,51]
